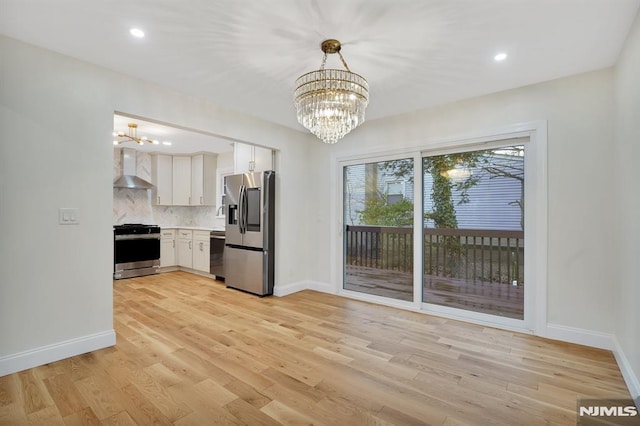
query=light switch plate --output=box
[59,208,79,225]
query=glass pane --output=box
[344,158,414,301]
[422,146,524,319]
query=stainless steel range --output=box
[113,224,161,279]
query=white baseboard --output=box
[612,336,640,403]
[306,280,336,294]
[544,323,615,350]
[273,281,308,297]
[274,280,335,297]
[0,330,116,377]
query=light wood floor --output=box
[0,271,631,425]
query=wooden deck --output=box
[345,265,524,319]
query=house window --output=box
[386,181,404,205]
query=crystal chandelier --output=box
[294,39,369,144]
[113,123,159,145]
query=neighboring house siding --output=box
[345,154,523,231]
[344,164,367,226]
[344,162,415,226]
[423,160,523,231]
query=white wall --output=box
[614,11,640,402]
[309,69,617,335]
[0,35,313,373]
[217,151,234,171]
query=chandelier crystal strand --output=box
[294,39,369,144]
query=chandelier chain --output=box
[319,51,352,72]
[320,52,328,70]
[337,51,351,72]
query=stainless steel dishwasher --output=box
[210,230,225,280]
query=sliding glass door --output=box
[339,133,539,330]
[422,145,525,319]
[343,158,414,301]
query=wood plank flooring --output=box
[0,271,631,425]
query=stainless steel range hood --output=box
[113,148,154,189]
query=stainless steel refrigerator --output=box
[224,171,275,296]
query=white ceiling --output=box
[3,0,639,134]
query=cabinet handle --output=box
[200,196,203,204]
[199,241,203,251]
[189,196,191,205]
[172,240,175,248]
[157,196,160,204]
[189,241,192,250]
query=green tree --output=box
[380,154,481,229]
[358,195,413,226]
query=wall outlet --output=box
[59,208,79,225]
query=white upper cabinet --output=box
[234,142,274,173]
[152,152,218,207]
[191,154,217,206]
[172,156,192,206]
[151,154,173,206]
[234,143,253,173]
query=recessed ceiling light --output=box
[152,140,160,145]
[494,52,508,62]
[162,141,172,146]
[130,28,145,38]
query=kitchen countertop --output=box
[161,226,225,232]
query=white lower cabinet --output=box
[160,229,176,267]
[175,229,210,273]
[192,231,211,273]
[177,229,193,268]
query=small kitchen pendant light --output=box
[113,123,159,145]
[294,39,369,144]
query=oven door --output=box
[114,234,160,277]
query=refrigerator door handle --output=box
[239,184,247,234]
[237,185,243,233]
[242,184,248,234]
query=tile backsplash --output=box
[113,148,223,228]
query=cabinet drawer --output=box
[161,229,176,239]
[194,230,210,241]
[178,229,193,239]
